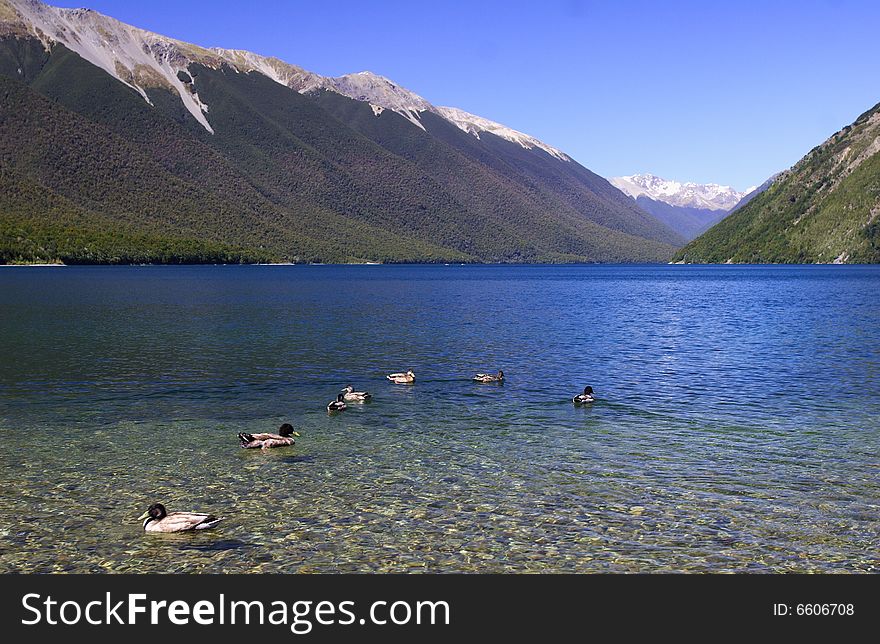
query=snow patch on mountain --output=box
[435,106,569,161]
[9,0,216,132]
[323,71,430,130]
[610,174,745,211]
[210,48,323,92]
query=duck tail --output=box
[196,516,222,529]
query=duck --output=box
[327,392,347,413]
[572,386,595,405]
[340,385,372,402]
[473,370,504,383]
[239,423,300,449]
[138,503,222,533]
[387,370,415,384]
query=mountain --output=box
[610,174,745,211]
[674,102,880,264]
[610,174,748,240]
[0,0,683,264]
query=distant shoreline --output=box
[2,261,877,268]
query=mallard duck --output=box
[138,503,222,533]
[341,385,372,402]
[473,370,504,383]
[573,386,595,405]
[387,370,415,384]
[327,392,347,412]
[239,422,300,449]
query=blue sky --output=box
[53,0,880,190]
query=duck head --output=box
[337,393,346,402]
[584,386,594,395]
[138,503,167,522]
[279,423,300,438]
[497,370,504,379]
[341,386,354,394]
[407,370,415,377]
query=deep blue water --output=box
[0,264,878,572]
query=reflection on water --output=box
[0,264,878,572]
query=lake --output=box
[0,264,878,573]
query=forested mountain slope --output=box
[0,0,682,264]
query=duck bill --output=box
[293,431,301,437]
[137,512,149,521]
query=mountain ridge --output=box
[1,0,570,158]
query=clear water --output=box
[0,264,878,573]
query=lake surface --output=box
[0,264,878,573]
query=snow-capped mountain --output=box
[2,0,567,158]
[608,173,754,241]
[610,174,748,211]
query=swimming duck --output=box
[387,370,415,384]
[573,386,595,405]
[341,385,372,402]
[327,392,347,412]
[239,423,300,449]
[473,370,504,383]
[138,503,222,533]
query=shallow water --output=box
[0,264,878,573]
